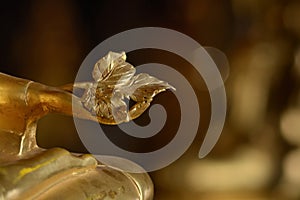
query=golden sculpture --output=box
[0,52,174,199]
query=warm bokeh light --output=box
[0,0,299,199]
[281,109,300,145]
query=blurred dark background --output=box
[1,0,300,199]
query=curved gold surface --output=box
[0,51,169,200]
[0,148,153,200]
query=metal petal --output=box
[128,73,175,102]
[92,51,135,87]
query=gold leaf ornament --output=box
[79,51,175,124]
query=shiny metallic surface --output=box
[75,51,175,124]
[0,69,157,199]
